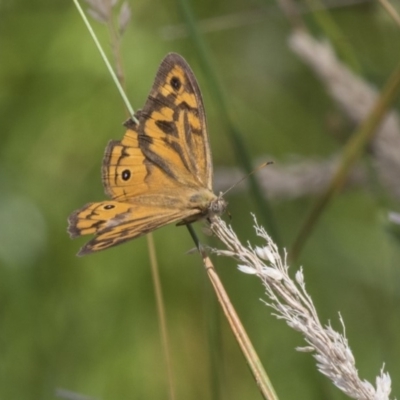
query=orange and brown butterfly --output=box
[68,53,227,256]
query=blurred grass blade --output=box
[177,0,281,246]
[378,0,400,28]
[305,0,361,73]
[290,60,400,261]
[273,0,361,72]
[146,234,176,400]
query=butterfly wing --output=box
[68,53,223,255]
[68,201,198,256]
[102,53,214,202]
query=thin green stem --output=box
[72,0,137,122]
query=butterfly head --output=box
[208,193,227,218]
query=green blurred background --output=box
[1,0,400,399]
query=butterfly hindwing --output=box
[68,201,198,256]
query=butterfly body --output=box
[68,53,226,256]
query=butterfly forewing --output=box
[139,53,213,190]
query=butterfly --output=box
[68,53,227,256]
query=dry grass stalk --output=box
[210,216,393,400]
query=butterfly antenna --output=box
[222,161,273,196]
